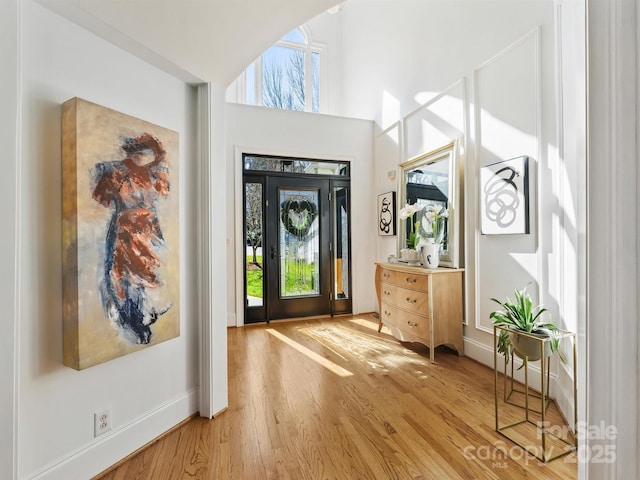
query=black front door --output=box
[243,157,352,324]
[263,176,332,320]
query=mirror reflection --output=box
[398,141,460,268]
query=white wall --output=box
[225,104,375,326]
[345,0,577,410]
[17,2,200,478]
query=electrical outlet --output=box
[94,409,112,437]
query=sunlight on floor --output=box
[299,319,431,374]
[265,328,353,377]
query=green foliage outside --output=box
[246,256,263,298]
[246,256,317,299]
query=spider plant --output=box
[490,286,565,364]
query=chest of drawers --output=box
[375,263,464,362]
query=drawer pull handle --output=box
[406,320,418,328]
[406,297,417,304]
[384,290,391,296]
[405,277,417,284]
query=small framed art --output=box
[377,191,396,236]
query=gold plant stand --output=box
[493,325,577,462]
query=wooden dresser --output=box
[375,263,464,362]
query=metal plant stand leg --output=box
[494,326,578,462]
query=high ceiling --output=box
[36,0,341,86]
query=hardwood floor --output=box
[95,315,577,480]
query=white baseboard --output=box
[26,388,199,480]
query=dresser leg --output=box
[377,320,383,332]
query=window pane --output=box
[262,45,305,111]
[245,63,255,105]
[279,188,319,297]
[282,28,306,44]
[244,155,349,176]
[334,186,349,299]
[312,51,320,113]
[245,182,263,306]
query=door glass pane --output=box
[279,188,319,297]
[334,187,349,299]
[244,155,349,176]
[245,182,263,307]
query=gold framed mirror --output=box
[397,140,461,268]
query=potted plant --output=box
[490,286,565,363]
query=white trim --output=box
[586,0,638,477]
[1,0,21,478]
[471,28,541,332]
[24,389,198,480]
[234,146,245,327]
[197,84,214,418]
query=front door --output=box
[243,156,351,324]
[265,176,331,320]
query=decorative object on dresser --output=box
[375,263,464,362]
[422,240,441,269]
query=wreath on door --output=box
[280,199,318,238]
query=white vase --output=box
[422,242,441,269]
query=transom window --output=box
[229,27,324,113]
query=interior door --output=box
[264,176,332,320]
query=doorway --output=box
[243,154,351,323]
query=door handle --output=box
[270,245,277,259]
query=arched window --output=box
[230,27,324,113]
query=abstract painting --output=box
[480,156,530,235]
[377,191,396,236]
[62,98,180,370]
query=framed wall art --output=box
[62,97,180,370]
[377,191,396,236]
[480,155,530,235]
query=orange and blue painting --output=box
[62,98,180,370]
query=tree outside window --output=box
[238,28,322,113]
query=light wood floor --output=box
[95,314,577,480]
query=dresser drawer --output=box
[381,302,430,342]
[380,283,428,312]
[380,302,402,329]
[395,288,429,314]
[379,283,397,306]
[381,268,429,291]
[396,309,431,342]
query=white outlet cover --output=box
[94,409,112,437]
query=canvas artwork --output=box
[480,156,530,235]
[62,98,180,370]
[377,191,396,236]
